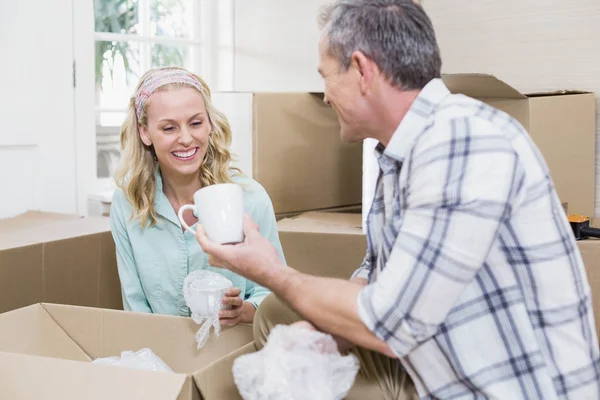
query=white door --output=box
[0,0,76,218]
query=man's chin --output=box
[339,130,364,144]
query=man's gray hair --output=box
[319,0,442,90]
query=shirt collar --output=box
[382,78,451,162]
[153,166,180,226]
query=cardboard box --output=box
[278,211,600,341]
[277,211,366,279]
[443,74,596,217]
[0,351,191,400]
[0,303,254,399]
[362,75,595,228]
[212,92,363,215]
[0,212,122,313]
[576,239,600,338]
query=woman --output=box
[110,66,285,326]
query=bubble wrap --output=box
[233,325,360,400]
[92,348,173,373]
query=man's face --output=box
[318,36,367,143]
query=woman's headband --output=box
[134,69,206,120]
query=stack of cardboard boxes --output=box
[0,76,598,399]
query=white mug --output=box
[177,183,245,244]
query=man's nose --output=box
[323,94,330,105]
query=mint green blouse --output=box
[109,171,285,316]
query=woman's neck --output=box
[160,169,203,206]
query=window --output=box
[93,0,233,181]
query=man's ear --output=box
[351,50,378,94]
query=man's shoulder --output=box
[410,96,523,159]
[433,93,526,134]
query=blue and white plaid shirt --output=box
[356,78,600,399]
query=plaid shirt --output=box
[356,79,600,399]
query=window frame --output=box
[73,0,235,210]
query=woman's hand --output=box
[219,287,256,326]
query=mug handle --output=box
[177,204,197,234]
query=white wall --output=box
[0,0,77,218]
[233,0,330,92]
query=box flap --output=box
[275,203,361,221]
[526,90,594,98]
[42,304,254,374]
[0,211,81,235]
[5,217,110,245]
[0,351,188,400]
[0,216,109,250]
[442,73,527,99]
[277,211,363,235]
[193,342,255,400]
[0,304,90,361]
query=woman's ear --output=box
[139,124,152,146]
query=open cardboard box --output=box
[443,74,596,217]
[0,303,254,399]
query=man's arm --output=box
[264,266,396,358]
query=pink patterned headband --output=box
[134,69,207,120]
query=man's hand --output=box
[196,215,284,285]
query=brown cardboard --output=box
[0,211,80,232]
[194,342,256,400]
[251,93,363,214]
[0,351,190,400]
[442,74,596,217]
[277,212,366,279]
[275,203,362,221]
[576,238,600,339]
[278,211,600,341]
[0,212,122,313]
[0,303,255,400]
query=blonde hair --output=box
[115,67,241,227]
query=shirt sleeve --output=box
[351,252,373,280]
[358,116,525,358]
[243,187,286,309]
[109,190,153,313]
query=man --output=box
[197,0,600,398]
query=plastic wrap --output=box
[92,348,173,372]
[233,325,360,400]
[183,270,233,349]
